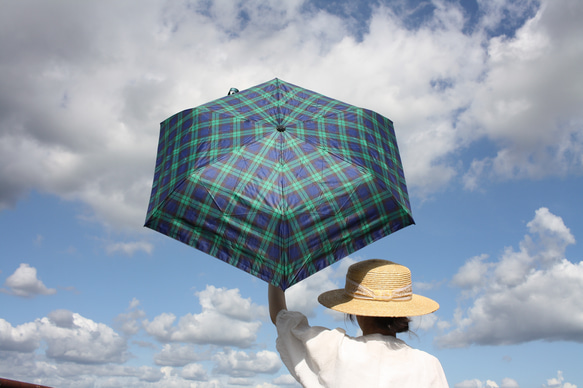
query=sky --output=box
[0,0,582,387]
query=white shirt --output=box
[276,310,448,388]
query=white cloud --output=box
[455,379,487,388]
[439,208,583,347]
[2,263,56,297]
[411,313,439,331]
[34,234,44,245]
[461,0,583,188]
[154,344,211,366]
[106,240,154,256]
[476,0,538,32]
[228,377,254,386]
[181,363,209,381]
[451,254,492,293]
[454,380,507,388]
[413,279,445,291]
[0,319,40,352]
[115,298,147,336]
[544,371,578,388]
[500,378,520,388]
[40,310,129,364]
[272,374,301,386]
[144,285,265,347]
[0,0,579,232]
[212,349,282,377]
[1,1,582,383]
[0,342,259,388]
[136,366,165,383]
[128,297,140,310]
[0,310,128,365]
[143,312,177,341]
[198,285,267,322]
[285,257,354,317]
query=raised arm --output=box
[268,284,287,324]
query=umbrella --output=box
[145,78,414,290]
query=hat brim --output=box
[318,289,439,317]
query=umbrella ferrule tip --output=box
[276,125,286,132]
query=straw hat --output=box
[318,259,439,317]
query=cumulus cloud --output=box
[286,257,354,317]
[462,0,583,188]
[411,313,439,331]
[454,379,520,388]
[0,1,581,385]
[454,380,499,388]
[500,378,520,388]
[544,370,578,388]
[273,374,301,386]
[135,366,165,383]
[0,319,41,352]
[0,310,128,365]
[2,263,56,297]
[106,241,154,256]
[439,207,583,347]
[212,349,282,377]
[181,362,210,381]
[40,310,129,364]
[451,254,492,295]
[0,0,580,234]
[115,298,147,336]
[0,360,167,387]
[154,344,211,366]
[144,285,265,347]
[255,384,283,388]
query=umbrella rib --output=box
[144,176,191,225]
[278,130,289,280]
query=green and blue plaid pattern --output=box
[145,79,414,290]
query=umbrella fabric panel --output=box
[146,79,359,219]
[290,110,410,211]
[146,133,412,289]
[146,79,411,226]
[145,78,414,289]
[145,110,265,219]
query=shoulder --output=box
[276,310,346,343]
[275,309,305,325]
[405,347,446,375]
[408,348,448,386]
[374,336,442,366]
[275,310,307,334]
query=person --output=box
[268,259,448,388]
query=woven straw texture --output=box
[318,259,439,317]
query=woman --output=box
[269,259,448,388]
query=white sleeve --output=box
[275,310,345,388]
[429,354,449,387]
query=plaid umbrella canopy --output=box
[145,78,414,290]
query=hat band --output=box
[345,278,413,301]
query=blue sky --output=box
[1,0,582,387]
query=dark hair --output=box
[347,314,411,334]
